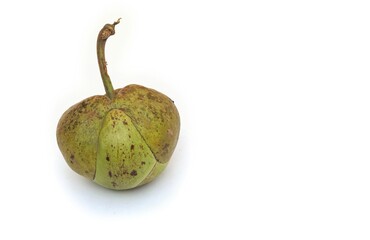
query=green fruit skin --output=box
[56,84,180,190]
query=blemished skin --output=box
[56,19,180,190]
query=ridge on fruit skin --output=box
[56,19,180,190]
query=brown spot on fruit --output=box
[122,120,128,125]
[81,101,88,108]
[69,154,75,164]
[106,156,110,161]
[131,144,135,151]
[130,170,137,176]
[162,143,170,154]
[109,171,112,178]
[147,92,157,101]
[111,182,117,187]
[141,161,146,165]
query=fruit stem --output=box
[97,18,121,99]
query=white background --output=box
[0,0,369,239]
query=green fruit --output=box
[56,19,180,190]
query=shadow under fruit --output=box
[56,19,180,190]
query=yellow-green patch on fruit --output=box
[95,108,157,189]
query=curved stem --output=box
[97,18,121,99]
